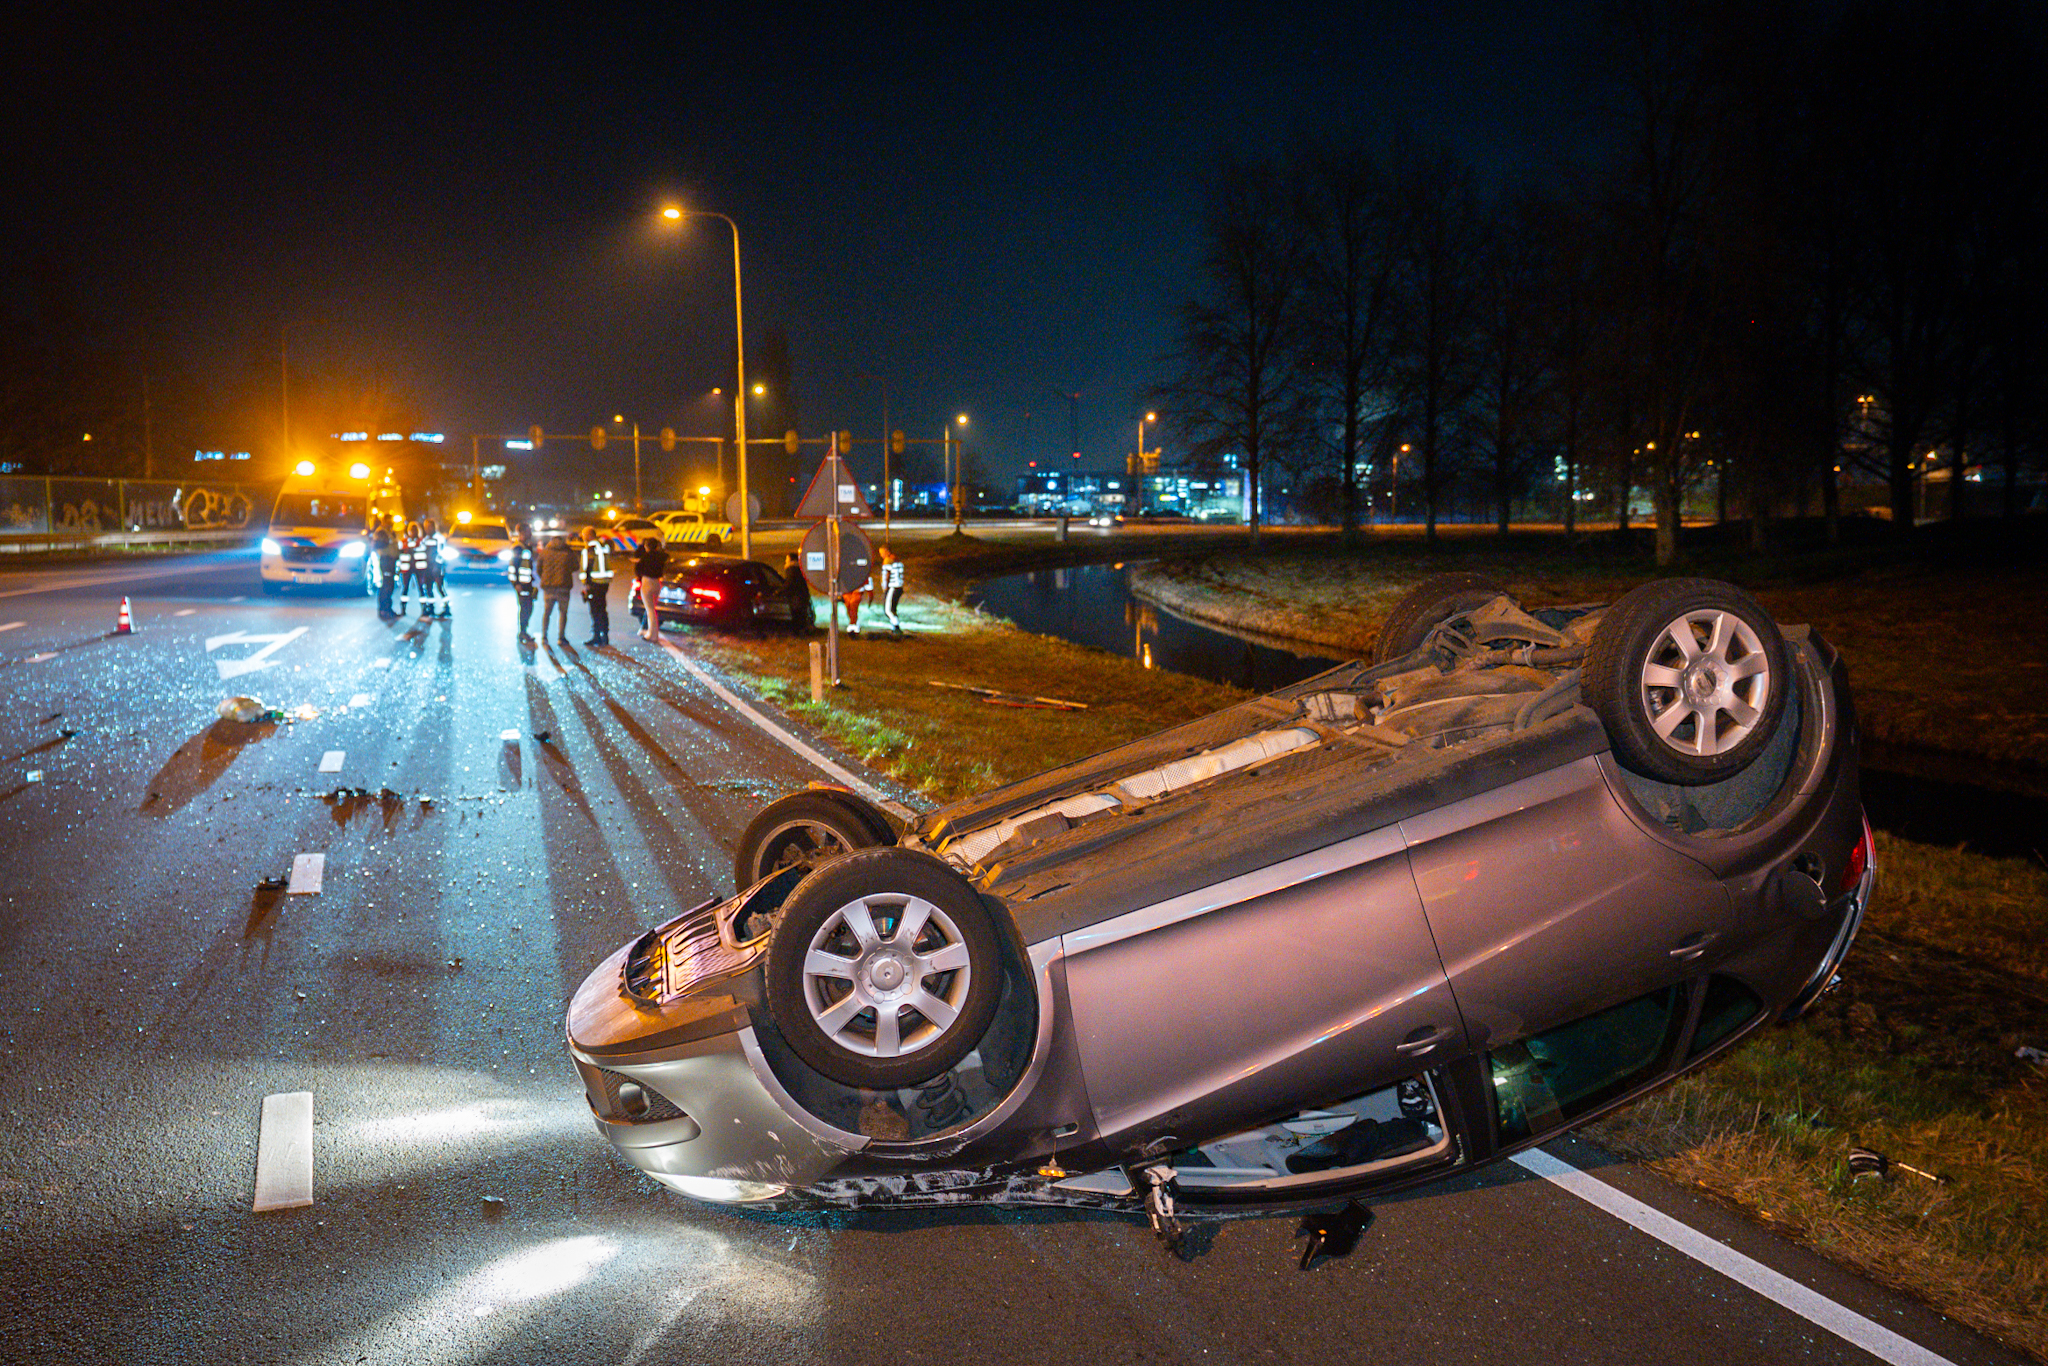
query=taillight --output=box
[1839,811,1873,894]
[689,584,724,603]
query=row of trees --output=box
[1157,0,2048,560]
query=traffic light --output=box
[839,430,854,453]
[784,429,800,455]
[659,427,677,452]
[590,426,607,451]
[891,430,905,454]
[528,425,544,449]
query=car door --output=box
[1400,755,1734,1052]
[1061,826,1465,1155]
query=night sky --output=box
[5,2,1597,487]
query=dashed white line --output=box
[1511,1149,1957,1366]
[252,1091,314,1212]
[349,692,372,708]
[287,853,325,895]
[319,751,345,773]
[175,608,196,617]
[26,652,55,663]
[0,621,22,632]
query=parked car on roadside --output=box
[653,553,811,634]
[567,575,1870,1240]
[442,512,515,575]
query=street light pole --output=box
[664,207,751,559]
[952,414,969,530]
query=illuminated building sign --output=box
[409,432,444,443]
[505,439,533,451]
[377,433,403,441]
[192,450,253,462]
[337,432,369,442]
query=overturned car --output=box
[566,575,1872,1230]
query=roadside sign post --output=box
[795,433,876,690]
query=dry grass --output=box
[1132,539,2048,769]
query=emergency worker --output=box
[373,513,400,619]
[536,532,576,643]
[507,521,539,644]
[579,527,615,647]
[397,520,426,616]
[420,517,451,618]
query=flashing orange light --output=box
[294,460,317,477]
[456,510,473,525]
[348,462,371,480]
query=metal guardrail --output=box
[0,528,257,554]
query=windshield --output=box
[271,494,368,530]
[457,524,509,541]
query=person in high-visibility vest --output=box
[419,517,451,618]
[506,521,539,644]
[397,520,427,616]
[579,530,615,647]
[373,513,400,619]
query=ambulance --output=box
[258,459,405,594]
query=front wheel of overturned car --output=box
[734,790,895,891]
[1583,577,1788,785]
[764,848,1004,1091]
[1373,573,1508,664]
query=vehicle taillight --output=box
[690,584,724,603]
[1839,811,1873,894]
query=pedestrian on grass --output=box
[781,552,814,632]
[372,513,400,619]
[537,531,576,642]
[634,533,668,642]
[507,521,539,644]
[580,528,615,646]
[877,546,906,634]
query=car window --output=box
[1686,975,1763,1060]
[1489,986,1688,1144]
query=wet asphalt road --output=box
[0,551,2022,1366]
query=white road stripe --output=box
[654,635,914,820]
[0,557,238,601]
[287,853,325,895]
[252,1091,314,1211]
[1511,1149,1956,1366]
[319,751,345,773]
[175,608,196,616]
[0,621,22,632]
[26,652,55,663]
[349,692,371,708]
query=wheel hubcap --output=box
[1639,609,1772,757]
[801,893,973,1059]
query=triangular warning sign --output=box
[794,448,876,521]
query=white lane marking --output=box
[287,853,325,895]
[0,621,21,632]
[24,770,42,783]
[349,692,371,708]
[26,652,55,663]
[500,729,520,742]
[319,751,345,773]
[175,608,196,617]
[252,1091,314,1212]
[0,557,239,601]
[654,635,914,820]
[1511,1149,1957,1366]
[206,627,308,680]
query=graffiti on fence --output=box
[55,499,109,534]
[177,487,254,530]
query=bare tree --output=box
[1156,159,1305,544]
[1474,188,1551,535]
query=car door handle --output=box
[1669,931,1718,961]
[1395,1024,1454,1056]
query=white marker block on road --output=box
[252,1091,314,1212]
[0,621,22,632]
[500,729,520,742]
[287,853,325,895]
[349,693,371,708]
[319,751,345,773]
[174,609,196,617]
[27,652,55,663]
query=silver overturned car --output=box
[565,575,1872,1232]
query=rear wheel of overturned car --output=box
[1373,573,1508,664]
[764,848,1004,1091]
[734,790,895,892]
[1583,577,1788,785]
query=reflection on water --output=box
[969,562,1343,692]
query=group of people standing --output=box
[505,521,619,648]
[370,515,450,620]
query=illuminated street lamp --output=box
[661,205,753,559]
[1136,411,1157,477]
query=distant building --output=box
[1014,458,1244,521]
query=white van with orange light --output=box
[259,461,405,594]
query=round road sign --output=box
[798,520,874,596]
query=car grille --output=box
[622,897,755,1004]
[281,542,339,564]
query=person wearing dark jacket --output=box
[372,514,400,619]
[580,532,615,647]
[506,522,539,644]
[536,533,577,642]
[634,534,668,642]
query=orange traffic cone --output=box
[115,596,134,634]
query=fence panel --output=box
[0,477,50,533]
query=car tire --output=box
[1373,573,1507,664]
[735,790,896,891]
[1582,577,1788,785]
[763,848,1005,1090]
